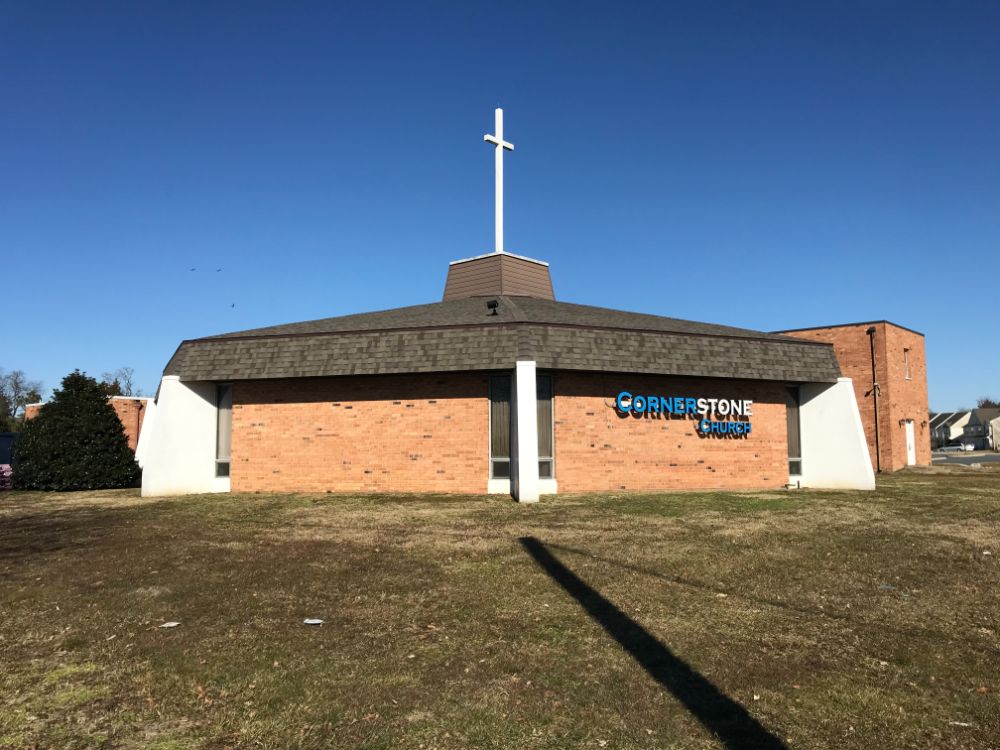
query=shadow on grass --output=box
[538,541,1000,655]
[520,536,787,750]
[0,509,116,564]
[0,501,166,567]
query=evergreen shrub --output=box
[12,371,140,491]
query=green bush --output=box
[12,371,140,491]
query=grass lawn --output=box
[1,468,998,749]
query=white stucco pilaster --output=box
[141,376,231,497]
[797,377,876,490]
[512,360,540,503]
[133,398,156,469]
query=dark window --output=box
[786,387,802,476]
[0,434,14,465]
[490,375,511,479]
[537,374,554,479]
[216,383,232,477]
[491,373,555,480]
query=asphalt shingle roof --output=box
[939,412,971,429]
[970,408,1000,426]
[165,296,842,383]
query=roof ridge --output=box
[774,319,925,337]
[502,295,527,322]
[197,296,831,347]
[182,318,836,348]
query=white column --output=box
[512,360,540,502]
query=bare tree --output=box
[0,368,43,429]
[101,367,138,397]
[977,397,1000,409]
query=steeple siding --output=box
[443,253,555,300]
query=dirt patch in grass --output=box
[1,471,998,748]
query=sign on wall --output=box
[614,392,753,436]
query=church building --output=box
[138,110,879,500]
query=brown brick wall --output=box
[24,397,148,452]
[110,398,148,451]
[780,323,930,471]
[228,370,792,495]
[552,373,790,492]
[231,373,490,493]
[882,325,932,470]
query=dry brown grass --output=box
[1,468,998,749]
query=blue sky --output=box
[2,1,997,410]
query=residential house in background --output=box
[928,409,1000,450]
[963,409,1000,450]
[990,414,1000,451]
[929,411,971,448]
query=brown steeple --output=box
[442,252,555,301]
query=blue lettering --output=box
[616,391,632,412]
[615,390,756,434]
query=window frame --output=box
[786,386,803,477]
[216,382,233,478]
[537,373,555,479]
[489,374,511,479]
[903,347,912,380]
[488,372,556,481]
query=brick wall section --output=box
[552,372,789,492]
[882,325,932,470]
[25,397,148,452]
[779,323,930,471]
[229,371,791,494]
[231,373,489,493]
[109,398,148,452]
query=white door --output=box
[905,420,916,466]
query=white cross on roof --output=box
[484,108,514,253]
